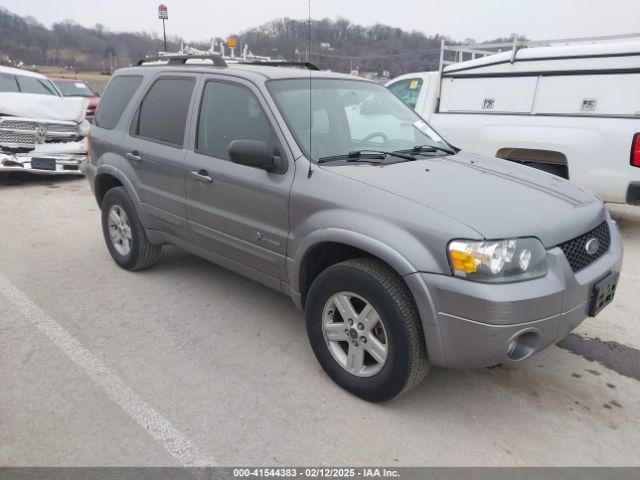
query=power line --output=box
[308,48,442,60]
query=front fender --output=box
[288,227,415,292]
[286,208,449,298]
[285,221,447,365]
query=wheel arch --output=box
[293,235,445,369]
[94,172,123,206]
[94,165,148,226]
[292,229,418,308]
[496,146,568,163]
[496,147,569,178]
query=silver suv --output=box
[86,56,623,402]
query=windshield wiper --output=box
[397,144,456,156]
[318,149,415,164]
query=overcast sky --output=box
[1,0,638,43]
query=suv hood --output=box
[321,152,606,247]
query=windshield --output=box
[0,73,19,92]
[54,80,95,97]
[268,78,451,163]
[16,75,60,96]
[1,73,60,96]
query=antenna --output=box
[307,0,313,178]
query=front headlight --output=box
[448,237,547,283]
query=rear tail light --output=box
[632,133,640,168]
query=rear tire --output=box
[101,187,161,271]
[305,258,430,402]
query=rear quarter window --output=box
[134,77,195,146]
[95,75,143,130]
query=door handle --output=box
[126,151,142,162]
[190,169,213,184]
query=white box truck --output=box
[386,35,640,205]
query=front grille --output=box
[0,120,38,130]
[43,123,79,133]
[0,118,79,147]
[559,222,611,272]
[0,119,78,134]
[0,131,37,145]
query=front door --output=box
[184,78,294,282]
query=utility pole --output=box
[158,4,168,51]
[162,20,167,51]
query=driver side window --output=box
[388,78,423,109]
[197,81,275,159]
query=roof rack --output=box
[236,61,320,71]
[439,33,640,71]
[136,54,228,67]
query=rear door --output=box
[184,77,294,283]
[121,74,196,239]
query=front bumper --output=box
[405,219,623,369]
[0,153,86,176]
[627,182,640,205]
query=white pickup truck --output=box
[0,65,89,175]
[386,36,640,205]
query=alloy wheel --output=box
[107,204,133,256]
[321,291,389,377]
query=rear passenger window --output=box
[136,77,195,146]
[197,82,274,159]
[95,76,143,129]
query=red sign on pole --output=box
[158,4,168,20]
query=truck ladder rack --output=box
[439,32,640,71]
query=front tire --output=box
[101,187,161,271]
[305,258,430,402]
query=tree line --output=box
[0,7,181,72]
[0,7,522,76]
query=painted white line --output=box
[0,272,215,467]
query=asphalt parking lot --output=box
[1,173,639,467]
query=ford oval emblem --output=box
[585,238,600,255]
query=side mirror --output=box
[228,139,279,172]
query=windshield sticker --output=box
[409,79,420,90]
[413,120,443,143]
[75,82,85,88]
